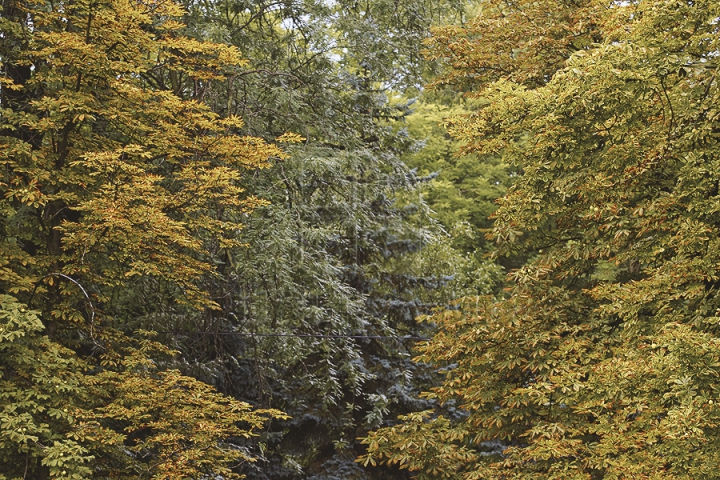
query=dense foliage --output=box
[361,0,720,478]
[142,1,493,478]
[3,0,502,478]
[0,0,287,476]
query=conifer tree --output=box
[143,2,479,478]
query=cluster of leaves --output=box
[400,94,508,295]
[0,295,284,478]
[361,0,720,478]
[1,0,287,475]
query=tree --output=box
[0,0,286,475]
[401,94,508,294]
[0,295,284,478]
[360,0,720,478]
[134,1,489,477]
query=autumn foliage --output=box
[361,0,720,478]
[11,0,720,477]
[1,0,288,476]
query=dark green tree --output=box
[128,1,496,478]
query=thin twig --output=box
[42,273,100,348]
[154,331,428,341]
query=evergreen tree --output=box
[142,1,487,477]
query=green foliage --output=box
[362,0,720,477]
[143,1,496,477]
[228,148,445,479]
[183,0,466,140]
[401,95,509,291]
[405,98,508,247]
[0,294,285,478]
[0,294,95,479]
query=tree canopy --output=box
[145,1,487,478]
[15,0,720,477]
[0,0,287,476]
[361,0,720,478]
[2,0,484,477]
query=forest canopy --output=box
[6,0,720,478]
[1,0,473,477]
[361,0,720,478]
